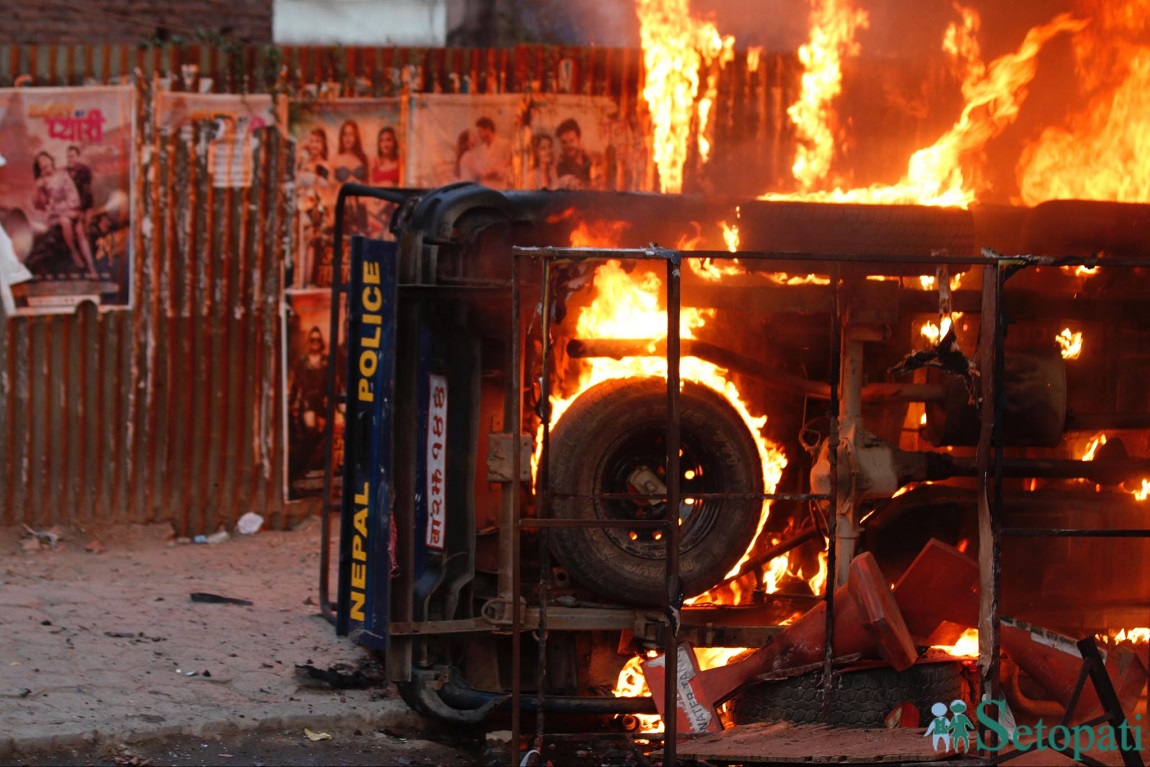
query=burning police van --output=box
[329,181,1150,731]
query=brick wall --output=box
[4,0,272,45]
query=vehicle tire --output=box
[736,201,975,266]
[729,660,973,729]
[547,376,764,605]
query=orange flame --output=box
[920,314,959,344]
[721,220,740,252]
[805,549,829,596]
[1056,328,1083,359]
[636,0,733,193]
[788,0,869,190]
[1080,433,1107,462]
[934,627,979,657]
[1018,3,1149,204]
[613,647,750,732]
[763,9,1087,207]
[919,274,966,292]
[541,221,788,604]
[1099,627,1150,645]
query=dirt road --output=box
[0,518,483,764]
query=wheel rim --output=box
[593,423,725,558]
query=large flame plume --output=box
[764,8,1088,206]
[788,0,869,190]
[1018,1,1150,203]
[636,0,733,193]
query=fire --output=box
[1113,628,1150,644]
[919,274,965,292]
[934,628,979,657]
[762,554,790,595]
[721,220,739,252]
[1077,434,1150,500]
[1080,433,1107,462]
[746,46,761,73]
[612,647,749,732]
[761,8,1087,207]
[1061,265,1099,278]
[804,550,829,596]
[1056,328,1084,359]
[920,315,959,344]
[635,0,733,193]
[768,273,831,286]
[1018,3,1150,204]
[543,221,788,605]
[788,0,869,190]
[612,654,664,732]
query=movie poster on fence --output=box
[283,289,346,501]
[521,93,644,191]
[0,86,133,314]
[288,98,405,290]
[408,93,642,192]
[156,92,280,189]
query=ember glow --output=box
[636,0,733,193]
[788,0,869,190]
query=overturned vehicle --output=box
[325,182,1150,732]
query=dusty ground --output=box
[2,518,1146,767]
[0,518,486,766]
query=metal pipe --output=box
[822,265,842,724]
[548,491,831,502]
[941,456,1150,485]
[509,249,523,755]
[1001,528,1150,538]
[532,256,558,753]
[834,335,864,588]
[515,245,1090,267]
[976,259,1004,748]
[664,253,682,765]
[566,338,947,403]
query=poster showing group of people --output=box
[282,92,639,499]
[0,86,133,315]
[283,99,405,499]
[288,98,405,293]
[407,93,631,193]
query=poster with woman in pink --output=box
[288,98,405,290]
[0,86,133,314]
